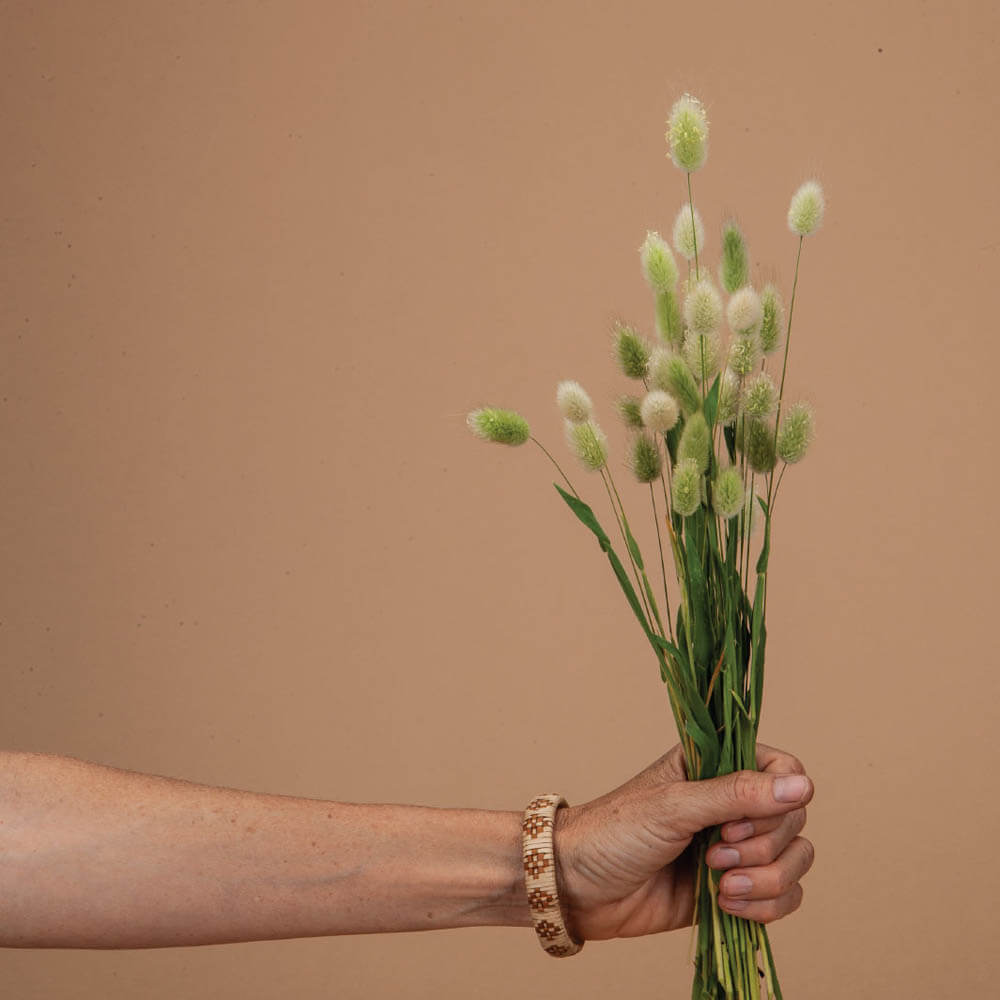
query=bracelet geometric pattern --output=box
[521,793,584,957]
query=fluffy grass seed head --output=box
[615,322,651,379]
[727,285,763,335]
[655,289,684,347]
[467,407,531,446]
[565,419,608,471]
[788,179,825,236]
[556,380,593,423]
[720,221,749,293]
[743,417,776,473]
[716,368,740,426]
[713,466,744,519]
[684,276,723,336]
[678,410,711,472]
[728,333,759,377]
[616,395,644,429]
[640,389,680,433]
[759,283,784,354]
[742,371,777,419]
[647,347,702,415]
[667,94,709,173]
[776,401,815,464]
[630,433,663,484]
[683,330,721,383]
[673,204,705,262]
[671,457,703,517]
[640,231,679,294]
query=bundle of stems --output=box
[467,94,823,999]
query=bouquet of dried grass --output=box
[468,94,823,999]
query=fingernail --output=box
[711,847,740,868]
[773,775,809,802]
[725,821,754,842]
[720,897,747,911]
[726,875,753,895]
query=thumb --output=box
[664,770,813,839]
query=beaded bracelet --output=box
[521,794,584,957]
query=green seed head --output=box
[667,93,709,173]
[741,417,776,473]
[640,389,680,433]
[720,221,749,293]
[640,231,678,294]
[682,330,721,384]
[655,289,684,348]
[566,419,608,471]
[716,368,740,426]
[713,466,744,519]
[759,283,784,354]
[648,347,702,415]
[466,407,531,446]
[776,401,815,464]
[555,380,593,424]
[630,433,663,484]
[728,333,759,377]
[614,321,651,379]
[616,395,644,429]
[671,457,703,517]
[788,179,825,236]
[684,276,723,336]
[678,410,711,472]
[742,371,777,419]
[727,286,763,335]
[673,204,705,262]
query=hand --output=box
[554,742,814,940]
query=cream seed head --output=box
[630,433,663,484]
[727,286,763,335]
[728,333,759,377]
[684,277,723,336]
[713,466,744,519]
[614,322,652,379]
[640,231,679,294]
[616,395,644,429]
[667,93,709,172]
[788,179,825,236]
[640,389,680,433]
[759,283,784,354]
[742,371,777,419]
[776,401,815,463]
[671,457,703,516]
[566,419,608,471]
[716,368,740,426]
[678,411,711,472]
[673,204,705,262]
[720,221,749,293]
[682,330,721,384]
[466,407,531,446]
[556,380,593,423]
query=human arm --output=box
[0,743,813,949]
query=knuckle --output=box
[790,807,808,835]
[731,770,760,805]
[785,754,806,775]
[797,836,815,871]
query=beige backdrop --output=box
[2,1,998,996]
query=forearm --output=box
[0,751,532,948]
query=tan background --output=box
[2,0,997,996]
